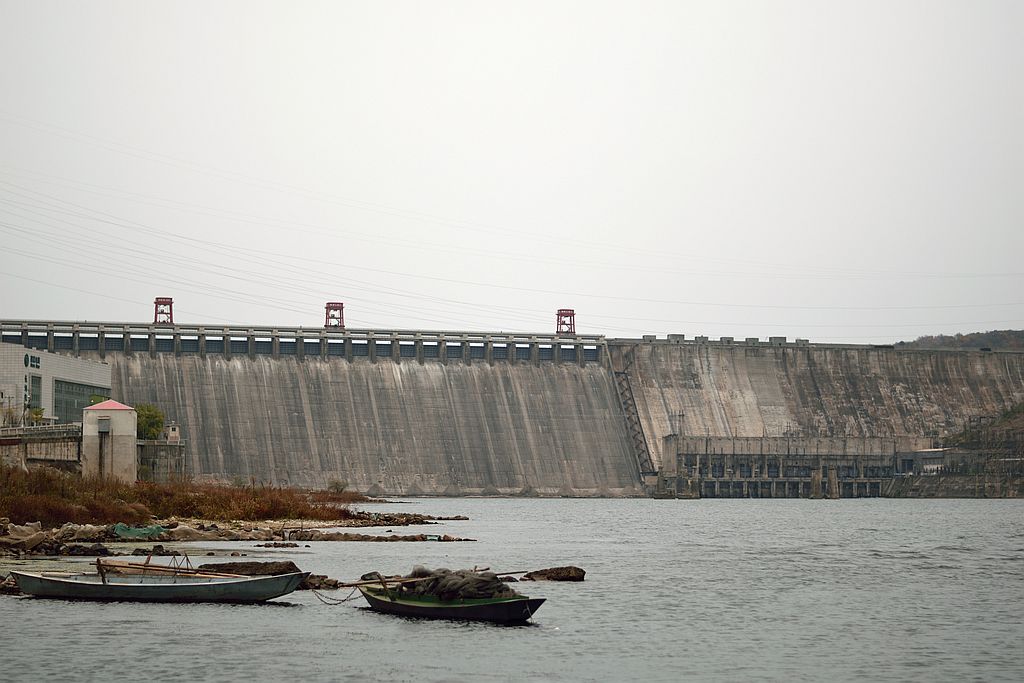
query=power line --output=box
[2,182,1020,315]
[1,112,1021,280]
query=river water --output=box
[2,498,1023,682]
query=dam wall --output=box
[6,320,1024,497]
[100,353,640,495]
[610,339,1024,470]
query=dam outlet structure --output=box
[3,320,1024,497]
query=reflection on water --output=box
[3,498,1023,682]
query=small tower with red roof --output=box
[82,399,138,482]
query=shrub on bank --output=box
[309,488,370,505]
[0,465,365,527]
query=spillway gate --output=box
[656,435,935,499]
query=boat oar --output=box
[98,559,245,579]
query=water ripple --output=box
[2,498,1023,682]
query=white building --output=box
[0,342,112,425]
[81,399,138,482]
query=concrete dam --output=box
[4,321,1024,496]
[610,339,1024,470]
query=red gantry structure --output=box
[325,302,345,328]
[153,297,174,324]
[556,308,576,335]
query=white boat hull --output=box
[12,570,309,603]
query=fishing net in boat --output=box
[362,566,518,601]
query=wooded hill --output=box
[897,330,1024,350]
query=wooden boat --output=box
[11,569,309,603]
[358,584,545,624]
[96,558,244,578]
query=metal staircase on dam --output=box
[614,371,657,478]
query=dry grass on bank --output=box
[0,465,368,528]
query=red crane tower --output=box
[556,308,576,335]
[154,297,174,324]
[325,302,345,328]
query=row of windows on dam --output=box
[3,331,603,364]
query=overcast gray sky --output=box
[0,1,1020,342]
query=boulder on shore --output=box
[163,525,221,542]
[55,523,108,543]
[0,575,21,595]
[520,566,586,581]
[131,544,180,557]
[198,560,302,576]
[196,560,339,590]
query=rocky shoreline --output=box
[0,515,474,559]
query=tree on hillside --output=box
[898,329,1024,350]
[136,403,166,440]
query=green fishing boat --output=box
[358,583,545,624]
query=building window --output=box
[54,379,111,424]
[29,375,42,409]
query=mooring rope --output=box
[311,586,361,605]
